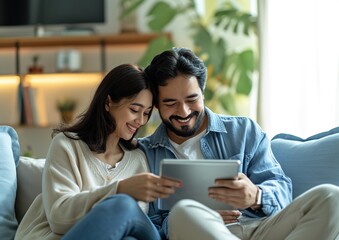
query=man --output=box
[139,47,339,240]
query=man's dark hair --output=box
[145,47,207,106]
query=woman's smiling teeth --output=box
[127,123,138,133]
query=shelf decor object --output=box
[56,97,77,124]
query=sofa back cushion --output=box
[16,156,45,222]
[0,126,20,240]
[271,127,339,199]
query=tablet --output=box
[159,159,241,210]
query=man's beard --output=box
[161,110,204,138]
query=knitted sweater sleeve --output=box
[43,133,148,234]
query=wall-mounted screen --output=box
[0,0,105,26]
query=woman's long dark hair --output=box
[53,64,153,152]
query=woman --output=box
[15,64,180,240]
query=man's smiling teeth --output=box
[177,118,190,123]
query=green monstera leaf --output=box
[138,35,175,67]
[192,25,228,78]
[147,2,178,32]
[225,49,254,95]
[235,49,254,95]
[204,86,214,101]
[215,7,257,36]
[120,0,258,118]
[219,92,237,115]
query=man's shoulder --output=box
[138,136,151,148]
[208,111,258,130]
[205,110,264,140]
[206,107,256,125]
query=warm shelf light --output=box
[24,73,103,87]
[20,73,104,126]
[0,75,20,85]
[0,75,20,125]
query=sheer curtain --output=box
[258,0,339,138]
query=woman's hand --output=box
[217,210,242,224]
[117,173,182,202]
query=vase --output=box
[60,111,74,124]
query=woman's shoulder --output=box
[51,132,84,146]
[49,132,90,156]
[52,131,77,140]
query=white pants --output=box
[168,184,339,240]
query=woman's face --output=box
[107,89,153,140]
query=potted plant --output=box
[56,97,77,124]
[121,0,258,116]
[28,55,43,73]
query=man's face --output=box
[157,74,206,143]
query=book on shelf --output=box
[22,85,33,125]
[22,86,48,126]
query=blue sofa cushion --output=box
[271,127,339,199]
[0,126,20,240]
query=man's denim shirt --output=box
[138,107,292,235]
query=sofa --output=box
[1,125,339,239]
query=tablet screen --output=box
[159,159,241,210]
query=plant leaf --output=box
[219,92,237,115]
[138,36,175,67]
[192,25,227,77]
[236,71,252,95]
[235,49,254,95]
[208,38,227,76]
[192,25,213,55]
[204,86,214,101]
[147,2,178,31]
[215,7,257,35]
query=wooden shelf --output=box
[0,32,170,48]
[0,32,170,74]
[0,32,171,126]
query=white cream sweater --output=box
[15,133,149,240]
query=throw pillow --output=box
[16,156,46,222]
[271,127,339,199]
[0,126,20,240]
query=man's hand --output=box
[117,173,182,202]
[208,173,259,209]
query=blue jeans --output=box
[62,194,161,240]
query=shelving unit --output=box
[0,33,168,157]
[0,32,167,74]
[0,32,166,125]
